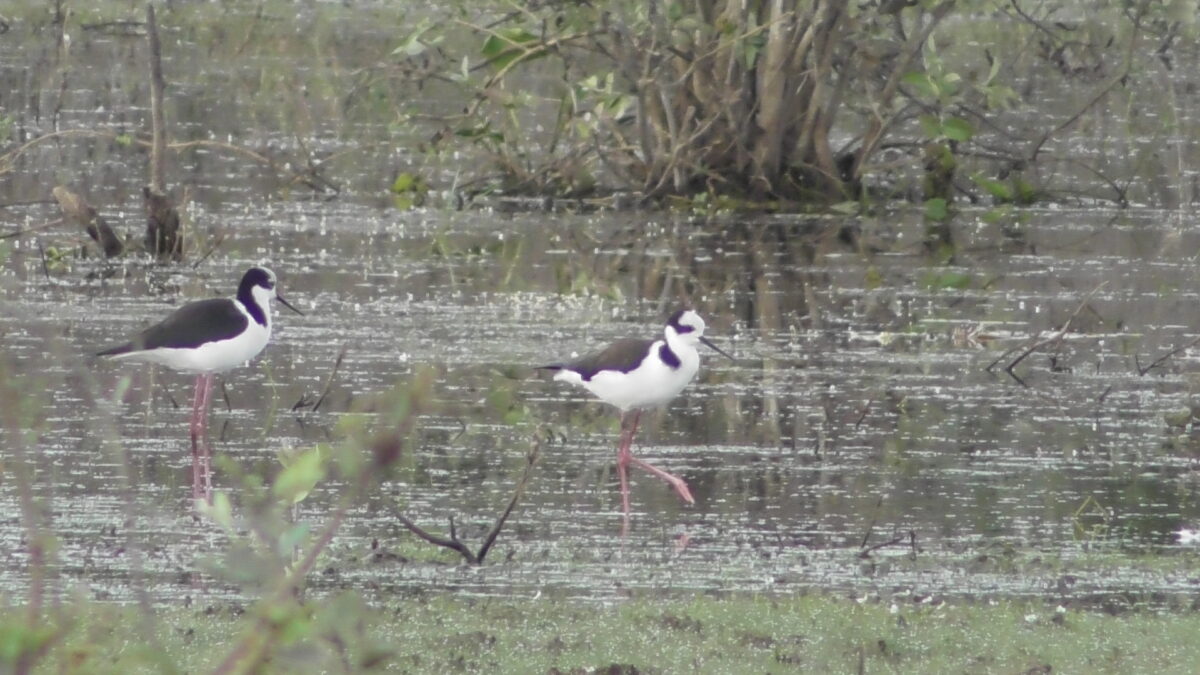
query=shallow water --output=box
[5,204,1200,610]
[4,6,1200,611]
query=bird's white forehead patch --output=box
[679,310,704,328]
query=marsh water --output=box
[4,7,1200,612]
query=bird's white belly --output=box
[111,323,271,374]
[557,350,700,412]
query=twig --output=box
[146,3,166,193]
[1136,334,1200,376]
[0,218,63,240]
[859,496,883,549]
[312,345,348,413]
[0,199,57,209]
[393,433,543,565]
[1003,281,1107,382]
[0,128,329,185]
[290,394,315,412]
[985,342,1026,373]
[190,231,227,269]
[854,397,874,429]
[858,529,916,559]
[36,238,50,280]
[478,438,541,562]
[157,379,179,409]
[1025,0,1148,164]
[393,512,479,564]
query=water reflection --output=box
[3,203,1200,609]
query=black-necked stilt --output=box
[96,266,302,501]
[540,309,733,519]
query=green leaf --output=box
[970,173,1013,201]
[924,197,949,222]
[932,270,972,290]
[278,522,311,554]
[982,205,1013,224]
[390,172,427,209]
[903,71,937,99]
[391,18,437,57]
[864,266,883,290]
[391,172,416,193]
[918,115,941,140]
[274,446,327,504]
[1013,178,1038,205]
[985,51,1002,86]
[455,123,504,144]
[0,622,56,663]
[481,28,542,70]
[197,491,235,532]
[111,375,133,406]
[941,117,974,141]
[486,380,514,414]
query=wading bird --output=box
[97,266,302,501]
[540,309,733,520]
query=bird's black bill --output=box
[700,336,734,361]
[276,293,305,316]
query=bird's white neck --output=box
[664,325,698,359]
[244,285,274,328]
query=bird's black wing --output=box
[97,298,249,355]
[542,338,655,381]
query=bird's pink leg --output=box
[188,374,215,503]
[198,373,214,502]
[616,411,636,518]
[627,456,694,504]
[189,375,205,501]
[622,410,695,505]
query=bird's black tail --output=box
[95,342,133,357]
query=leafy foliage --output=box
[373,0,1194,212]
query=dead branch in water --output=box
[0,218,63,241]
[989,281,1107,385]
[1135,334,1200,376]
[313,345,348,413]
[142,185,181,260]
[51,186,123,257]
[392,433,543,565]
[0,128,347,204]
[858,529,917,560]
[147,3,165,195]
[143,3,182,261]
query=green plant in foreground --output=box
[0,362,434,674]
